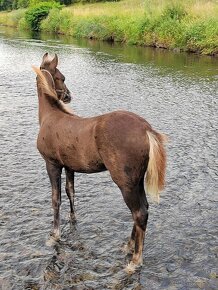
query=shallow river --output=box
[0,27,217,290]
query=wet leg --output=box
[46,161,62,239]
[65,168,75,220]
[121,182,149,270]
[132,182,149,266]
[132,208,148,266]
[128,188,148,252]
[102,157,149,271]
[125,205,148,274]
[124,225,136,254]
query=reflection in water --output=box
[0,25,217,289]
[1,25,218,79]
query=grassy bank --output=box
[0,0,217,55]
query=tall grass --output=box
[0,9,25,27]
[0,0,217,55]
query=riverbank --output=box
[0,0,217,56]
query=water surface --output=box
[0,26,217,290]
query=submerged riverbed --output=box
[0,27,217,289]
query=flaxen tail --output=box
[145,130,167,203]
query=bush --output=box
[59,0,74,4]
[41,8,73,34]
[25,1,62,31]
[77,0,119,2]
[0,0,13,11]
[30,0,74,5]
[18,14,29,29]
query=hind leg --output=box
[101,151,149,271]
[130,201,148,266]
[65,168,75,220]
[132,206,148,266]
[121,180,149,270]
[131,182,149,264]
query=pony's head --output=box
[40,53,71,104]
[32,65,73,116]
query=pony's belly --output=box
[74,165,107,174]
[60,151,107,173]
[64,160,107,173]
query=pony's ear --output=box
[41,52,49,68]
[50,53,58,70]
[43,52,48,61]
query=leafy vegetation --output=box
[0,0,118,11]
[25,1,62,31]
[0,0,217,55]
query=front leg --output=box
[46,161,62,239]
[65,168,75,220]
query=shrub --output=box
[77,0,119,3]
[59,0,74,4]
[30,0,74,5]
[25,1,62,31]
[0,0,13,11]
[18,14,29,30]
[29,0,56,5]
[41,8,74,33]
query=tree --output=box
[0,0,13,10]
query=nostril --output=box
[63,94,71,104]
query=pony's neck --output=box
[35,68,74,125]
[37,83,73,125]
[37,84,56,125]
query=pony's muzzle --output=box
[62,91,72,104]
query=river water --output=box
[0,26,217,290]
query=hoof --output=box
[46,235,58,247]
[52,229,60,241]
[125,262,140,274]
[69,213,76,223]
[125,256,143,274]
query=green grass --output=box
[0,9,25,27]
[0,0,217,55]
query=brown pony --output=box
[33,53,167,273]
